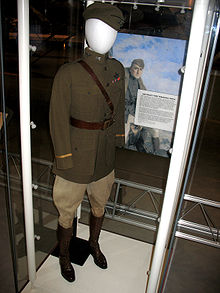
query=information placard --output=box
[134,90,178,132]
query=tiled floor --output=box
[21,223,153,293]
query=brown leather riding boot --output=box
[89,213,107,269]
[57,224,75,282]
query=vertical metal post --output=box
[17,0,36,284]
[146,0,210,292]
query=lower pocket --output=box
[71,133,97,175]
[72,149,96,175]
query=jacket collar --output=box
[83,47,108,65]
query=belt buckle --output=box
[102,119,112,130]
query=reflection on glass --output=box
[181,40,220,233]
[161,10,220,291]
[3,1,194,288]
[3,0,85,289]
[79,3,192,244]
[2,0,28,290]
[29,0,84,276]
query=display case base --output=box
[52,236,90,266]
[52,217,90,266]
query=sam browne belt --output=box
[70,60,115,131]
[70,117,114,130]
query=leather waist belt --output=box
[70,117,114,130]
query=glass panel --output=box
[185,73,220,201]
[0,7,18,293]
[179,20,220,241]
[80,1,192,242]
[163,7,220,292]
[5,1,194,285]
[2,0,28,290]
[29,0,85,269]
[4,2,207,291]
[164,238,220,293]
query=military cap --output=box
[131,59,145,69]
[83,2,124,31]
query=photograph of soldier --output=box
[112,32,187,157]
[49,2,125,283]
[125,59,160,154]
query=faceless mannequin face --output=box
[85,19,117,54]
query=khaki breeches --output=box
[53,170,115,228]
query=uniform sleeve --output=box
[49,65,73,169]
[115,66,125,147]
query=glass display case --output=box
[1,1,219,292]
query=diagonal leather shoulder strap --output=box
[78,60,114,114]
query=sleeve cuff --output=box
[115,134,125,147]
[55,154,73,169]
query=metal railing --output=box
[1,152,219,249]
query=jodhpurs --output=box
[53,170,115,228]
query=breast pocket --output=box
[72,86,101,115]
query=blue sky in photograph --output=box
[112,33,187,95]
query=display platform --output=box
[22,223,153,293]
[51,218,90,266]
[51,237,90,266]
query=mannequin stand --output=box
[52,217,91,266]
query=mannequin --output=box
[85,18,117,54]
[49,2,124,283]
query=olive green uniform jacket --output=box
[49,48,125,184]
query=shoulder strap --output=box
[78,60,114,114]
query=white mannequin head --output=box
[85,18,117,54]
